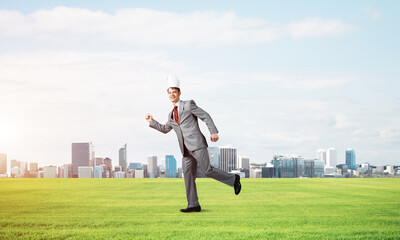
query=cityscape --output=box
[0,143,398,179]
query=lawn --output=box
[0,178,399,239]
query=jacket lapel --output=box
[178,101,184,124]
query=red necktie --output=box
[174,106,179,124]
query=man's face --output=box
[168,88,181,103]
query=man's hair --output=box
[167,87,180,93]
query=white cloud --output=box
[362,7,381,21]
[333,114,355,129]
[287,18,353,39]
[0,7,353,45]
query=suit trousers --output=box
[182,147,236,208]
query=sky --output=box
[1,0,399,173]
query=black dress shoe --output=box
[234,174,241,195]
[180,206,201,213]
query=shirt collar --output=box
[174,100,181,108]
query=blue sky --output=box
[0,1,399,171]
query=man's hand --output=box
[145,113,153,123]
[210,133,219,142]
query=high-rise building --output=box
[148,156,157,178]
[114,171,126,178]
[29,162,38,173]
[20,161,28,176]
[114,166,122,172]
[346,148,356,170]
[119,143,127,172]
[129,162,142,170]
[94,166,103,178]
[165,155,177,178]
[219,145,237,173]
[237,156,250,169]
[314,160,325,177]
[10,159,20,177]
[11,166,20,178]
[0,153,7,174]
[103,157,112,177]
[134,169,144,178]
[43,166,57,178]
[316,149,327,165]
[72,142,94,178]
[326,148,337,168]
[60,164,72,178]
[78,166,93,178]
[208,147,220,168]
[95,157,104,166]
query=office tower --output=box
[72,142,94,178]
[43,166,57,178]
[142,164,148,178]
[119,143,127,172]
[29,162,38,173]
[316,149,327,165]
[165,155,177,178]
[60,164,72,178]
[0,153,6,174]
[326,148,337,168]
[134,169,144,178]
[78,166,93,178]
[160,158,165,172]
[219,145,237,173]
[11,166,20,178]
[95,157,104,166]
[237,156,250,169]
[10,159,19,169]
[113,171,126,178]
[114,166,122,172]
[261,167,274,178]
[148,156,158,178]
[126,169,135,178]
[346,148,356,170]
[103,157,112,177]
[10,159,20,177]
[129,162,142,170]
[208,147,220,168]
[20,161,28,176]
[314,160,325,177]
[94,166,103,178]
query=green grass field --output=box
[1,178,399,240]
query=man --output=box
[145,75,241,213]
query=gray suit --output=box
[150,100,235,207]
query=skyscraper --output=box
[119,143,127,172]
[103,157,112,177]
[208,147,220,168]
[0,153,6,174]
[94,166,103,178]
[237,156,250,169]
[165,155,177,178]
[346,148,356,170]
[29,162,38,173]
[148,155,157,178]
[94,157,104,166]
[219,145,237,173]
[326,148,337,168]
[72,142,94,178]
[316,149,327,165]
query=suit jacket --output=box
[149,100,218,154]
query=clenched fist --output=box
[145,113,153,123]
[210,133,219,142]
